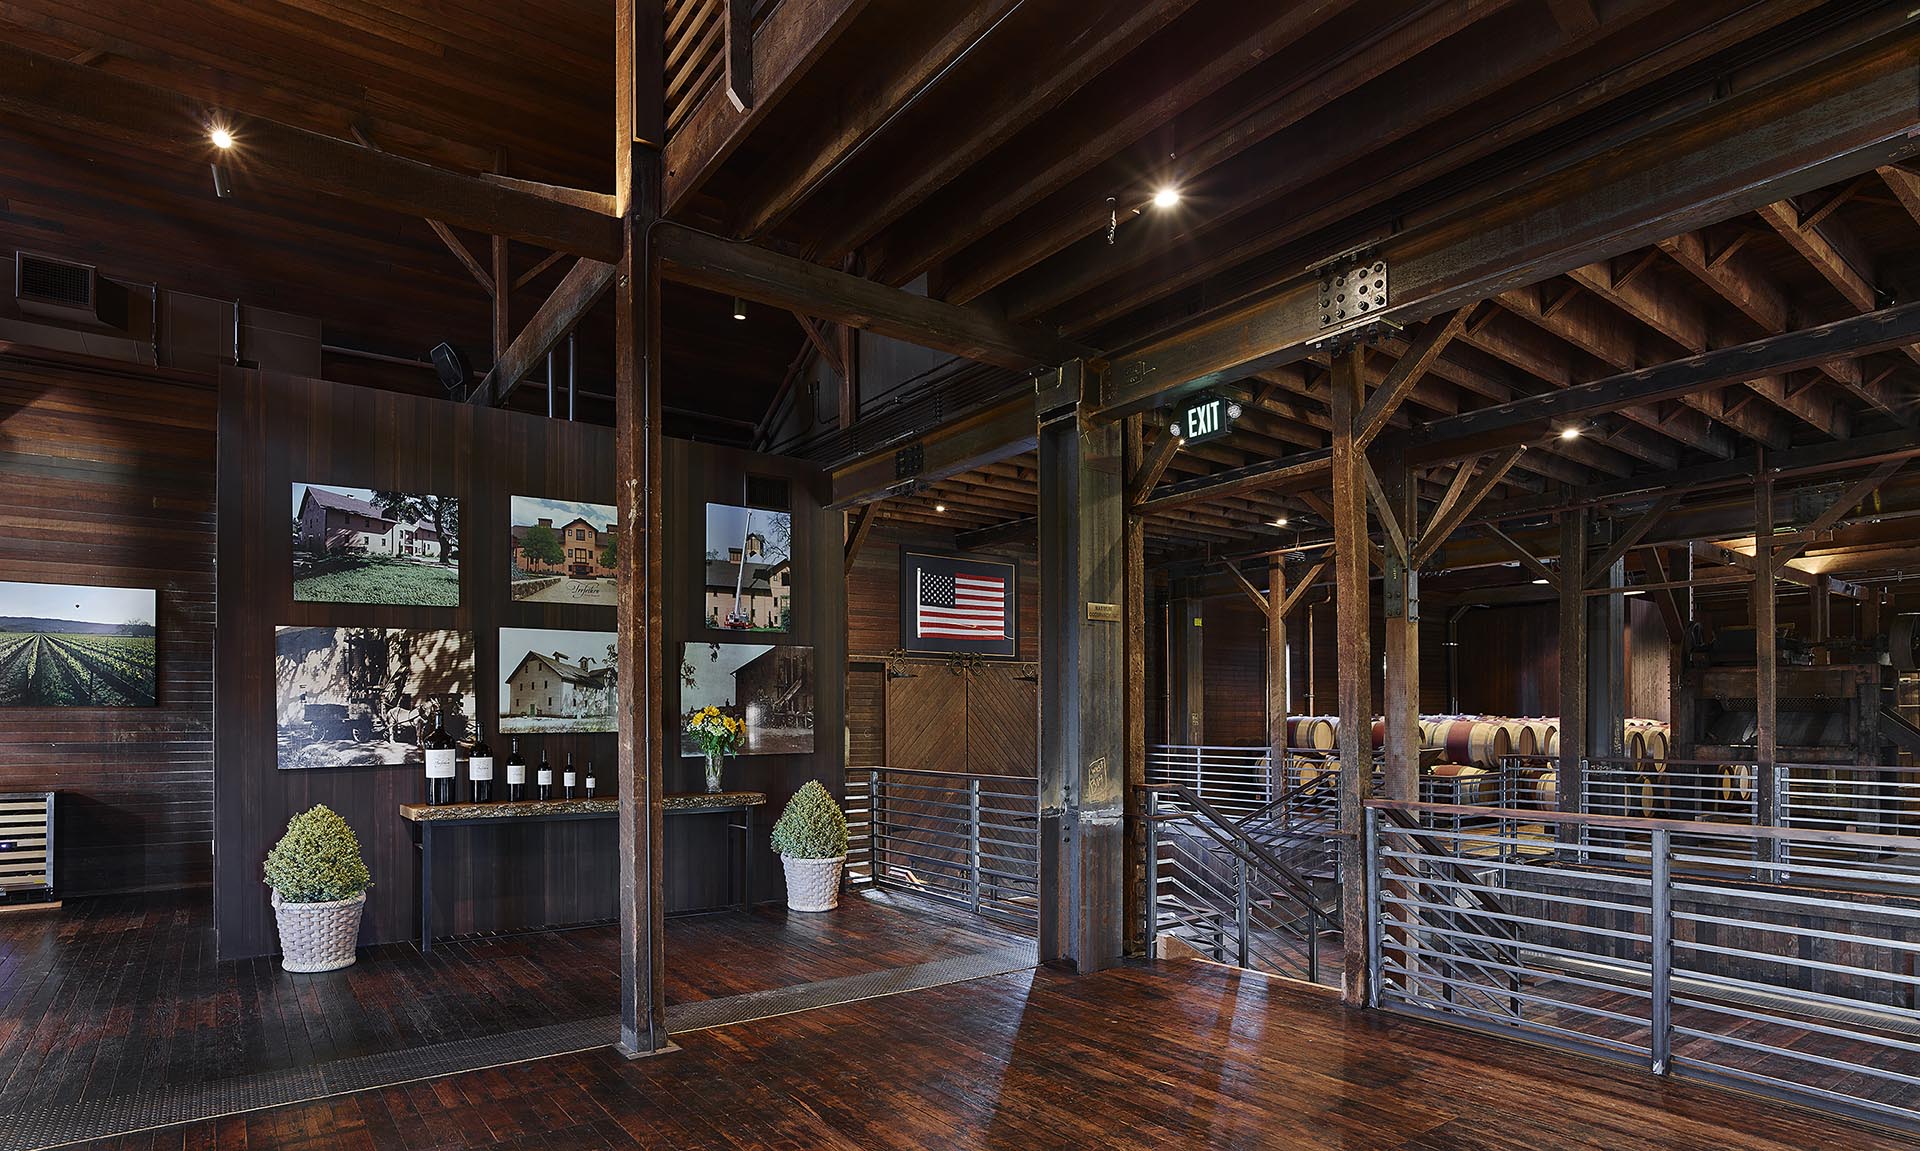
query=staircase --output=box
[1145,784,1343,986]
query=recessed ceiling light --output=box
[1559,426,1581,441]
[935,503,946,513]
[210,126,234,150]
[1151,186,1181,209]
[1272,516,1289,527]
[1531,577,1550,585]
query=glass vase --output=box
[704,749,724,794]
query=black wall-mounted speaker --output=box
[429,342,470,395]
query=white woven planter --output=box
[271,888,366,972]
[780,854,845,913]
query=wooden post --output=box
[1038,361,1126,973]
[1588,556,1626,763]
[1754,469,1779,829]
[1379,453,1419,802]
[1123,414,1150,957]
[1169,578,1205,743]
[491,236,510,364]
[1268,555,1288,800]
[614,0,668,1060]
[1557,506,1588,840]
[1328,342,1371,1006]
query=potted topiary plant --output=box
[770,780,848,912]
[264,804,371,972]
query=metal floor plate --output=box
[6,942,1040,1151]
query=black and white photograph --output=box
[677,642,814,756]
[510,495,619,606]
[274,626,474,770]
[703,503,792,632]
[292,483,460,607]
[0,581,157,707]
[499,626,618,733]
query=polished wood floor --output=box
[0,888,1027,1115]
[60,958,1917,1150]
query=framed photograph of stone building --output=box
[291,483,460,607]
[274,626,474,770]
[678,642,813,756]
[703,503,791,632]
[509,495,619,606]
[499,626,617,733]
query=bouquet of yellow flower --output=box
[686,705,745,757]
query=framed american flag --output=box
[899,551,1018,658]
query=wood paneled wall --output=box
[1456,600,1671,721]
[663,440,844,910]
[0,346,216,896]
[214,369,620,959]
[845,525,1037,777]
[215,373,844,958]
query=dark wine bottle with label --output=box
[505,738,527,802]
[584,761,597,799]
[468,727,495,804]
[563,752,577,799]
[536,746,554,801]
[424,704,456,805]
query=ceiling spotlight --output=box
[1531,577,1551,585]
[1151,186,1182,210]
[210,126,234,150]
[1559,426,1582,441]
[1272,516,1289,528]
[731,296,747,321]
[935,503,947,513]
[1225,401,1243,421]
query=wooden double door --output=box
[870,659,1038,777]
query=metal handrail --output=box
[848,767,1038,933]
[1366,798,1920,1134]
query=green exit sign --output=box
[1177,394,1234,444]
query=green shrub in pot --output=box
[264,804,371,972]
[770,781,848,912]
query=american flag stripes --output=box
[916,569,1007,640]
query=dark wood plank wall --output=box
[214,368,622,959]
[215,374,843,959]
[1201,596,1266,744]
[0,346,216,896]
[1457,600,1671,721]
[848,525,1038,777]
[663,439,845,912]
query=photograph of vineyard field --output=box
[291,483,460,607]
[0,581,156,707]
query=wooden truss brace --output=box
[1584,494,1679,587]
[1480,523,1559,591]
[1223,562,1270,618]
[1412,446,1527,568]
[844,503,879,576]
[1772,458,1907,566]
[1127,432,1182,508]
[1354,304,1475,451]
[1277,558,1330,619]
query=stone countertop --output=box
[400,792,767,821]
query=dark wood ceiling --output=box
[1,0,1915,576]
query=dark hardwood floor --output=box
[56,959,1919,1150]
[0,886,1029,1125]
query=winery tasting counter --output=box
[401,792,767,949]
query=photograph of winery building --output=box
[6,3,1920,1149]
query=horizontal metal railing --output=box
[1147,743,1379,819]
[1367,799,1920,1136]
[845,767,1038,933]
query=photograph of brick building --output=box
[509,495,618,607]
[291,483,459,606]
[703,503,791,631]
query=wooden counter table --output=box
[401,792,767,950]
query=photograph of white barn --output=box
[498,627,616,733]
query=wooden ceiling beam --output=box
[655,224,1090,370]
[1761,196,1920,375]
[1403,301,1920,464]
[1096,30,1920,419]
[1135,450,1332,517]
[864,0,1359,285]
[0,45,623,262]
[662,0,871,212]
[804,0,1204,262]
[831,393,1037,508]
[470,257,618,406]
[729,1,1023,238]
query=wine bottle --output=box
[423,704,456,805]
[468,727,495,804]
[563,752,577,799]
[505,738,527,802]
[584,761,597,799]
[536,746,554,801]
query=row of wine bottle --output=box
[422,709,598,805]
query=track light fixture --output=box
[731,297,747,321]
